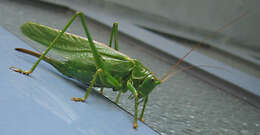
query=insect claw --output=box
[133,122,138,129]
[9,66,31,75]
[71,97,85,102]
[99,90,103,95]
[139,118,144,122]
[9,66,19,72]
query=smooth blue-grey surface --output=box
[0,27,159,135]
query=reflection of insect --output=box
[10,11,247,129]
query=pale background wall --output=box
[103,0,259,49]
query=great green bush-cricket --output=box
[10,11,246,129]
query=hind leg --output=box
[10,12,83,75]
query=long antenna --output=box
[160,10,249,83]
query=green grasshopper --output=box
[10,11,246,129]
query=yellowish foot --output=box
[139,118,144,122]
[9,66,31,75]
[71,97,85,102]
[99,90,103,95]
[133,122,138,129]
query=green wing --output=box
[21,22,135,76]
[21,22,131,60]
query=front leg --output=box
[127,80,139,129]
[115,90,122,104]
[139,96,148,122]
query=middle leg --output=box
[72,69,103,102]
[99,87,104,95]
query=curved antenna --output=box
[160,10,249,83]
